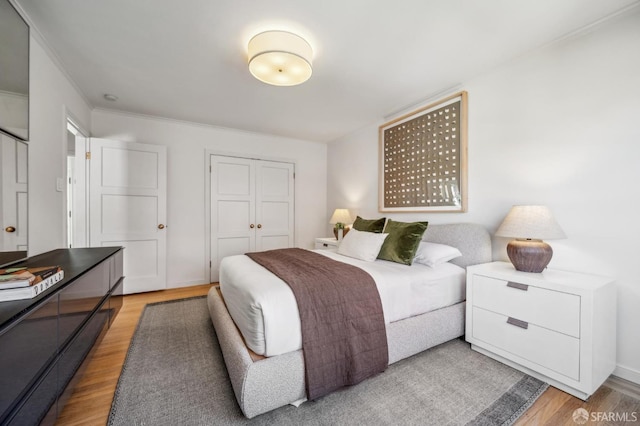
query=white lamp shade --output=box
[329,208,352,225]
[495,205,566,240]
[248,30,313,86]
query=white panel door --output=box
[255,160,294,251]
[89,138,167,294]
[210,155,255,281]
[0,135,28,251]
[209,155,294,282]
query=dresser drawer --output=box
[473,275,580,338]
[472,307,580,380]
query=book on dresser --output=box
[0,266,61,289]
[0,266,64,301]
[0,267,36,288]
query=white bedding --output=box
[219,249,466,357]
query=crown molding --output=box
[382,2,640,125]
[547,1,640,46]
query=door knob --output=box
[250,224,255,229]
[257,224,262,229]
[5,226,16,233]
[158,224,165,229]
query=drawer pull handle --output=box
[506,281,528,291]
[507,317,529,329]
[323,243,328,247]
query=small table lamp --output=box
[329,208,353,241]
[495,205,566,273]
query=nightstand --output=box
[465,261,616,400]
[315,237,339,250]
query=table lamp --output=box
[495,205,566,273]
[329,208,353,241]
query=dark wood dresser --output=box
[0,247,124,426]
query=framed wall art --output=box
[379,91,468,213]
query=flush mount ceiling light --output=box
[248,30,313,86]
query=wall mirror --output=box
[0,135,28,267]
[0,0,30,141]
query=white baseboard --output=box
[606,375,640,400]
[167,279,211,289]
[613,364,640,386]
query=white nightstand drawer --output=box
[315,238,339,250]
[472,307,580,380]
[473,275,580,338]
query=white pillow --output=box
[413,242,462,267]
[337,228,389,262]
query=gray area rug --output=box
[108,297,547,426]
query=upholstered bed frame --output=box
[207,223,492,418]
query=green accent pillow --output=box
[377,219,429,265]
[352,216,386,233]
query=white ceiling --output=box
[15,0,639,143]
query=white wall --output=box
[327,9,640,383]
[91,110,327,288]
[28,36,92,255]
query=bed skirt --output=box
[207,287,465,419]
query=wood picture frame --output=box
[379,91,468,213]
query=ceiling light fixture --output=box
[104,93,118,101]
[247,30,312,87]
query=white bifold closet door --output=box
[89,138,167,294]
[210,155,294,282]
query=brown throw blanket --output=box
[246,248,388,400]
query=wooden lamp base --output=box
[506,239,553,273]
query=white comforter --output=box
[220,249,465,357]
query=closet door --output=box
[255,160,294,251]
[210,155,294,282]
[210,156,256,281]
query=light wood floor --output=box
[56,284,640,426]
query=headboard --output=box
[423,223,492,269]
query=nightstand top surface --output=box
[469,261,614,290]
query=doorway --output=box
[66,119,89,248]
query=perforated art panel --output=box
[379,92,467,212]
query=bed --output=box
[207,223,491,418]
